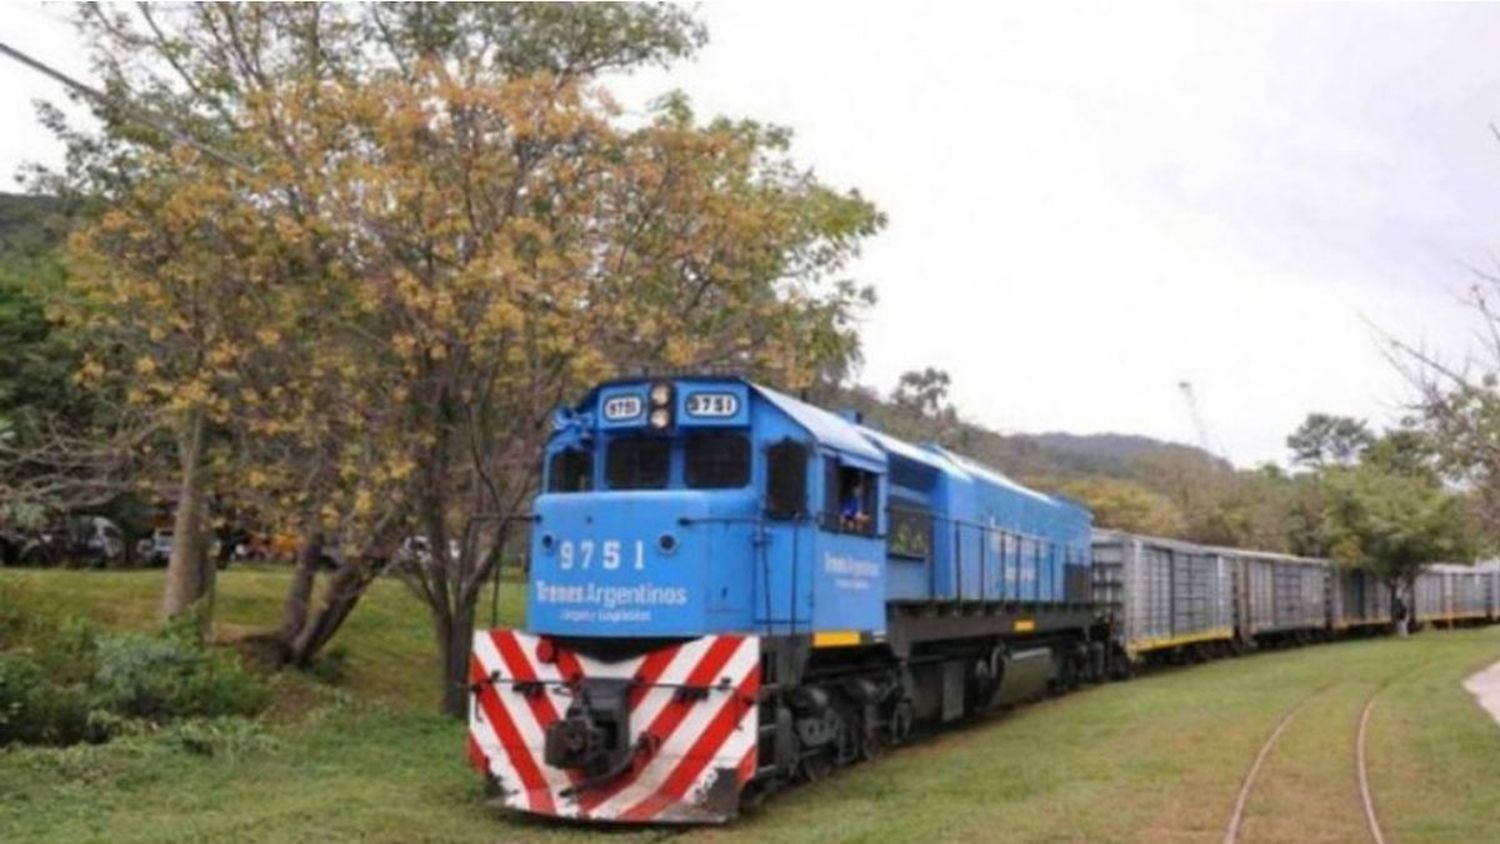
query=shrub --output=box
[90,631,271,722]
[0,585,270,747]
[0,654,90,745]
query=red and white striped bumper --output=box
[467,630,761,824]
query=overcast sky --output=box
[6,3,1500,466]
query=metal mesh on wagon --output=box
[1419,564,1499,622]
[1414,569,1446,622]
[1235,552,1328,635]
[1331,567,1391,629]
[1092,530,1234,656]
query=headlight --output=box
[649,382,673,407]
[649,408,671,429]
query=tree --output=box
[1281,471,1332,558]
[1360,427,1437,479]
[0,194,156,532]
[1286,413,1373,467]
[0,196,73,435]
[1320,461,1474,620]
[1387,280,1500,545]
[892,367,953,418]
[48,5,883,716]
[1054,477,1183,536]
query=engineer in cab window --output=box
[841,476,871,534]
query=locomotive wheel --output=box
[859,717,884,762]
[741,779,773,811]
[799,751,834,783]
[888,699,913,744]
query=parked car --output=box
[136,529,174,567]
[396,535,462,570]
[17,516,126,568]
[135,529,226,567]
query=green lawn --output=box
[3,567,1499,843]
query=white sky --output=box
[5,2,1500,466]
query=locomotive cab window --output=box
[825,461,878,536]
[606,437,670,490]
[546,449,593,493]
[685,432,750,489]
[765,439,809,519]
[887,499,933,560]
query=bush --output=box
[0,585,270,747]
[91,631,270,722]
[0,654,91,745]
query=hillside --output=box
[1013,431,1229,480]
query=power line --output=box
[0,38,252,172]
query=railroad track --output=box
[1221,685,1330,844]
[1353,661,1441,844]
[1222,661,1438,844]
[1355,686,1387,844]
[1352,651,1500,844]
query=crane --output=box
[1178,380,1225,462]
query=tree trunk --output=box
[438,598,476,718]
[1389,578,1410,638]
[161,407,212,625]
[278,530,322,648]
[287,558,378,664]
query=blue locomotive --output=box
[467,375,1103,823]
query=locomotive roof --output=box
[752,384,886,464]
[858,416,1071,509]
[858,426,945,470]
[928,445,1061,506]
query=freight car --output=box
[1414,563,1500,628]
[1227,548,1330,645]
[1092,530,1235,664]
[1331,566,1394,633]
[1092,533,1379,663]
[465,375,1493,825]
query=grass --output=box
[3,567,1500,842]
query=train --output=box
[1094,531,1500,667]
[465,374,1499,824]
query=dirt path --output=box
[1462,658,1500,727]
